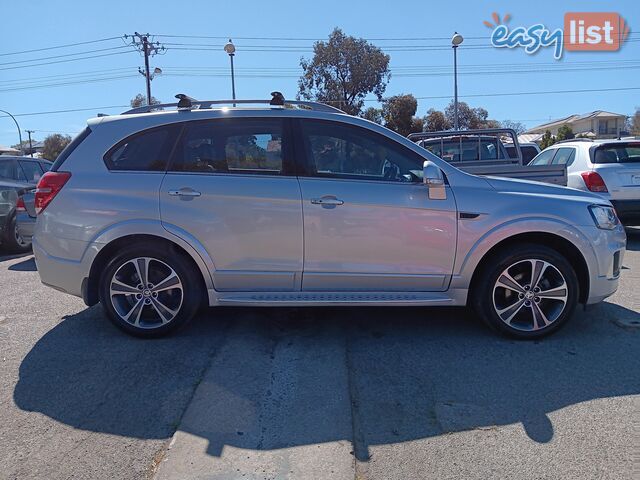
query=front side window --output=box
[529,149,556,166]
[170,118,284,175]
[104,126,178,171]
[301,120,423,182]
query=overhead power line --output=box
[0,36,124,57]
[0,51,136,71]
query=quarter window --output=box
[104,126,178,171]
[301,120,423,182]
[170,118,285,175]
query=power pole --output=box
[125,32,166,106]
[25,130,34,157]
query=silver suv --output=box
[33,94,626,339]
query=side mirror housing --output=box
[423,161,446,200]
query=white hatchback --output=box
[529,139,640,225]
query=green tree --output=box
[540,129,556,149]
[130,93,161,108]
[443,101,498,130]
[361,107,383,125]
[42,134,71,161]
[500,120,526,135]
[556,124,574,141]
[381,94,424,136]
[424,109,451,131]
[298,28,391,115]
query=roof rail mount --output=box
[122,93,344,115]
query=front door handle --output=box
[168,188,201,197]
[310,196,344,206]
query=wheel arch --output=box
[468,232,590,305]
[84,233,211,306]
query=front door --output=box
[160,117,303,292]
[296,119,457,292]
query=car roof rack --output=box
[554,138,594,144]
[122,91,344,115]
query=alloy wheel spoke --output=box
[537,284,568,300]
[496,299,526,325]
[110,278,140,295]
[530,301,551,330]
[151,271,180,293]
[122,298,144,325]
[530,260,549,290]
[496,271,526,293]
[131,258,150,286]
[150,297,178,324]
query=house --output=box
[525,110,628,140]
[0,145,21,155]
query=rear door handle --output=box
[310,197,344,206]
[168,189,201,197]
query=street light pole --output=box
[0,109,23,155]
[451,32,464,131]
[224,39,237,106]
[26,130,34,157]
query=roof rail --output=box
[554,138,593,144]
[122,92,344,115]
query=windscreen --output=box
[592,143,640,164]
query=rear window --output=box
[104,125,180,171]
[51,127,92,171]
[422,138,506,162]
[592,143,640,164]
[521,146,540,164]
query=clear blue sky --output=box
[0,0,638,146]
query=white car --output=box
[529,139,640,225]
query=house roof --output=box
[525,110,627,133]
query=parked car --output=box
[16,190,36,245]
[528,139,640,225]
[0,157,51,252]
[33,94,625,339]
[504,142,541,165]
[410,129,566,185]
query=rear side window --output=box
[529,149,556,166]
[18,160,44,182]
[551,147,576,165]
[169,118,285,175]
[51,127,91,171]
[0,159,17,180]
[592,143,640,164]
[104,125,179,171]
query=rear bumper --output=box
[32,238,87,299]
[16,212,35,242]
[610,199,640,225]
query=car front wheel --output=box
[98,244,202,337]
[473,244,579,339]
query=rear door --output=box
[296,119,457,292]
[160,117,304,292]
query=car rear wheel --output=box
[473,244,579,339]
[3,215,31,253]
[98,244,203,338]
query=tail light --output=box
[15,196,26,212]
[35,171,71,214]
[581,171,608,193]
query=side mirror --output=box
[423,161,446,200]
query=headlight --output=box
[589,205,619,230]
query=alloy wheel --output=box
[109,257,184,329]
[492,259,568,332]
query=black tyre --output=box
[472,244,579,339]
[98,243,203,338]
[3,214,31,253]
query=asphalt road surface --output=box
[1,230,639,480]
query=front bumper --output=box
[610,199,640,226]
[583,223,626,304]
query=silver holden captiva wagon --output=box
[33,93,626,339]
